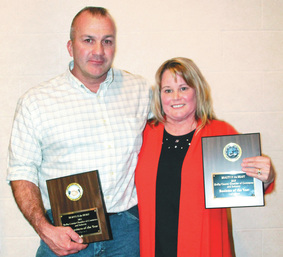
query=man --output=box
[7,7,151,256]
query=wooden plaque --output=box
[46,170,112,243]
[202,133,264,208]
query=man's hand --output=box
[38,222,88,256]
[11,180,87,256]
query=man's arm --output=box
[11,180,88,256]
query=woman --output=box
[135,57,275,257]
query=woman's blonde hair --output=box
[152,57,216,129]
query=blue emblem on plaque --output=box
[223,143,242,162]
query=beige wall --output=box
[1,0,282,256]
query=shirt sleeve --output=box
[7,96,42,186]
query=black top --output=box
[155,129,195,257]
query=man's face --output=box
[67,12,116,85]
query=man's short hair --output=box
[70,6,111,40]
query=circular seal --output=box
[66,183,83,201]
[223,142,242,162]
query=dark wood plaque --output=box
[202,133,264,208]
[46,170,112,243]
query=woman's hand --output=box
[241,156,275,190]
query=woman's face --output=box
[160,69,197,125]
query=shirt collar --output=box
[67,61,114,94]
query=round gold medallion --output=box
[66,183,83,201]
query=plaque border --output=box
[202,133,264,209]
[46,170,112,243]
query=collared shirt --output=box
[7,62,151,212]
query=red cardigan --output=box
[136,120,238,257]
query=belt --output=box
[107,205,138,217]
[108,212,117,216]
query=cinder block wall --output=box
[1,1,282,256]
